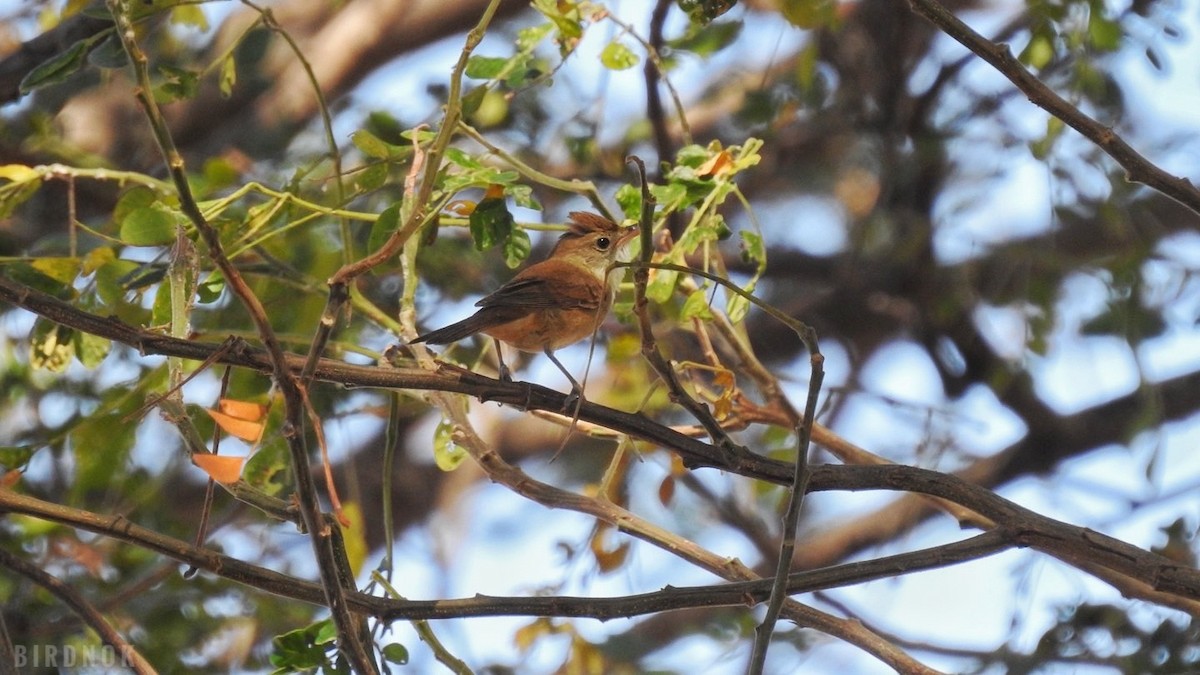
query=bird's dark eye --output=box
[596,236,611,250]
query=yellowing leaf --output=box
[0,165,39,183]
[590,526,631,573]
[205,409,265,442]
[600,40,639,70]
[30,258,80,285]
[81,246,115,275]
[514,618,554,653]
[192,454,246,484]
[339,501,368,575]
[670,454,686,475]
[30,320,74,372]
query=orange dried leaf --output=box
[193,454,246,484]
[696,149,733,178]
[218,398,267,421]
[205,409,265,442]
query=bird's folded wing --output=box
[476,261,604,311]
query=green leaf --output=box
[445,147,484,170]
[681,288,715,321]
[726,292,750,323]
[517,22,555,51]
[740,230,765,270]
[170,4,209,30]
[368,202,403,253]
[507,184,541,210]
[19,38,91,94]
[30,319,75,372]
[1088,14,1122,51]
[0,164,42,219]
[600,41,639,70]
[120,207,178,246]
[154,65,199,103]
[270,621,332,670]
[676,214,724,255]
[219,54,237,97]
[93,258,142,306]
[312,619,338,645]
[669,20,743,56]
[113,186,158,223]
[151,277,173,327]
[646,267,679,304]
[0,445,37,471]
[381,643,409,665]
[465,55,510,79]
[351,129,392,159]
[461,83,490,118]
[73,330,111,368]
[468,196,514,251]
[433,419,467,471]
[197,270,225,303]
[243,440,288,496]
[677,0,739,24]
[614,183,642,220]
[1020,32,1054,70]
[504,228,532,268]
[353,162,388,193]
[87,33,127,69]
[780,0,837,29]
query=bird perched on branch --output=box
[411,211,638,402]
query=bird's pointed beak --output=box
[615,225,640,260]
[617,225,640,246]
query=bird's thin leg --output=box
[494,338,513,382]
[542,347,583,410]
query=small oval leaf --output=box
[120,207,177,246]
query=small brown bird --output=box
[411,211,637,400]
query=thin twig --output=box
[299,0,505,388]
[905,0,1200,215]
[626,157,747,459]
[750,327,823,672]
[104,2,374,670]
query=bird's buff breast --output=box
[482,305,606,352]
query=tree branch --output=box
[0,546,155,674]
[905,0,1200,215]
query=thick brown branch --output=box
[0,273,791,484]
[0,487,1008,623]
